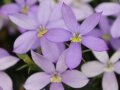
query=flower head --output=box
[45,3,108,69]
[24,50,89,90]
[82,50,120,90]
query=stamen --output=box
[50,73,62,83]
[102,33,110,41]
[37,27,48,37]
[70,33,81,42]
[21,5,28,13]
[104,61,114,72]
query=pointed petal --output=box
[24,72,50,90]
[65,42,82,69]
[40,37,62,63]
[111,16,120,38]
[50,83,64,90]
[62,3,79,33]
[102,72,118,90]
[95,2,120,16]
[56,50,68,73]
[81,61,104,77]
[38,0,51,25]
[0,56,19,71]
[110,50,120,63]
[82,36,108,51]
[31,51,55,73]
[45,28,72,43]
[0,72,12,90]
[9,14,37,30]
[14,31,37,54]
[80,13,101,35]
[92,51,109,64]
[0,48,9,58]
[99,16,110,33]
[1,3,19,16]
[61,70,89,88]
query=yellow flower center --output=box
[70,33,81,42]
[104,61,114,72]
[37,27,48,37]
[102,33,110,41]
[21,5,28,13]
[50,74,62,83]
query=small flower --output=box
[45,3,108,69]
[1,0,38,15]
[9,0,66,63]
[0,48,19,90]
[82,50,120,90]
[24,50,89,90]
[87,16,120,50]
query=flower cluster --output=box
[0,0,120,90]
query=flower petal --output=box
[81,61,104,77]
[110,50,120,63]
[24,72,50,90]
[99,16,110,33]
[92,51,109,64]
[0,72,13,90]
[15,0,25,5]
[0,56,19,71]
[102,72,118,90]
[49,2,62,22]
[95,2,120,16]
[87,29,103,37]
[31,51,55,73]
[40,37,62,63]
[65,42,82,69]
[14,31,37,54]
[114,61,120,74]
[38,0,51,25]
[26,0,38,6]
[80,13,101,35]
[1,3,19,16]
[50,83,64,90]
[9,14,37,30]
[56,50,68,73]
[45,28,72,43]
[0,48,9,58]
[72,4,93,21]
[61,70,89,88]
[82,36,108,51]
[110,38,120,50]
[62,3,79,33]
[111,16,120,38]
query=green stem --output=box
[82,49,91,54]
[4,0,11,4]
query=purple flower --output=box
[1,0,38,16]
[0,48,19,90]
[95,2,120,16]
[45,3,108,69]
[87,16,120,50]
[9,0,66,63]
[82,50,120,90]
[24,50,89,90]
